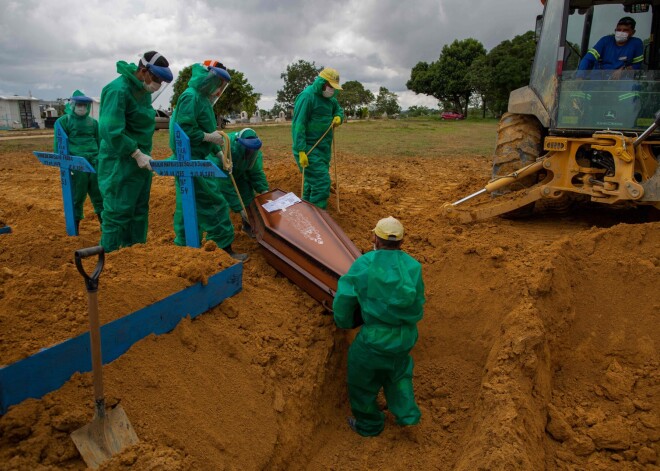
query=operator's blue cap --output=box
[209,66,231,82]
[141,52,173,83]
[236,128,262,150]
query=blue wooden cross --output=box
[150,123,227,248]
[33,122,96,236]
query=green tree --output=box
[465,55,495,118]
[407,38,486,115]
[270,102,285,117]
[405,105,438,117]
[337,80,375,117]
[484,31,536,116]
[170,65,261,119]
[275,59,323,109]
[374,87,401,116]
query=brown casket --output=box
[251,189,362,311]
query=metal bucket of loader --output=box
[251,189,361,311]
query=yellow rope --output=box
[219,131,248,215]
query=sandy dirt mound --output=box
[0,128,658,470]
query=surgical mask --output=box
[74,105,87,117]
[322,87,335,98]
[144,81,161,93]
[614,31,629,43]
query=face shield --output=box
[201,66,231,106]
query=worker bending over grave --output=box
[54,90,104,233]
[219,128,269,238]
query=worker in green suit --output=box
[170,60,247,261]
[291,67,345,209]
[333,216,426,437]
[54,90,103,233]
[219,128,269,238]
[97,50,173,252]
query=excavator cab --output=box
[446,0,660,222]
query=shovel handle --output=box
[75,246,105,292]
[75,246,106,411]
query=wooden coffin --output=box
[251,189,361,311]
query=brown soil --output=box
[0,134,658,470]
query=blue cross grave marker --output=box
[33,122,96,236]
[150,123,227,248]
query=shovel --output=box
[71,246,139,469]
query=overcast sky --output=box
[0,0,543,111]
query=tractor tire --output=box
[491,112,544,218]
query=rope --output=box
[218,131,248,216]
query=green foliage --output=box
[170,65,261,118]
[337,80,375,116]
[486,31,536,116]
[407,38,486,115]
[276,60,323,109]
[403,105,439,117]
[374,87,401,116]
[269,103,286,118]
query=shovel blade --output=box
[70,405,139,469]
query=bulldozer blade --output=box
[70,404,138,469]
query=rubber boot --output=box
[222,245,249,262]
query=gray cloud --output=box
[0,0,543,110]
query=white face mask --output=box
[614,31,629,43]
[322,87,335,98]
[144,81,161,93]
[74,105,87,116]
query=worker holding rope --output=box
[292,68,345,210]
[169,60,248,261]
[218,128,269,238]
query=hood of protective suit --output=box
[116,60,144,91]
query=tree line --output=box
[167,30,535,119]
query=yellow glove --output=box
[332,116,342,127]
[299,151,309,168]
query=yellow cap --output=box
[373,216,404,241]
[319,68,343,90]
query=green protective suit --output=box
[291,76,344,209]
[218,132,269,213]
[53,90,103,222]
[97,61,156,252]
[333,249,426,437]
[170,63,234,249]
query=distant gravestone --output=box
[240,111,248,123]
[275,110,286,123]
[382,112,388,119]
[249,110,262,124]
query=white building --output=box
[0,96,43,129]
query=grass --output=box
[1,118,500,160]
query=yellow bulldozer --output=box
[445,0,660,222]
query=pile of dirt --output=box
[0,135,657,470]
